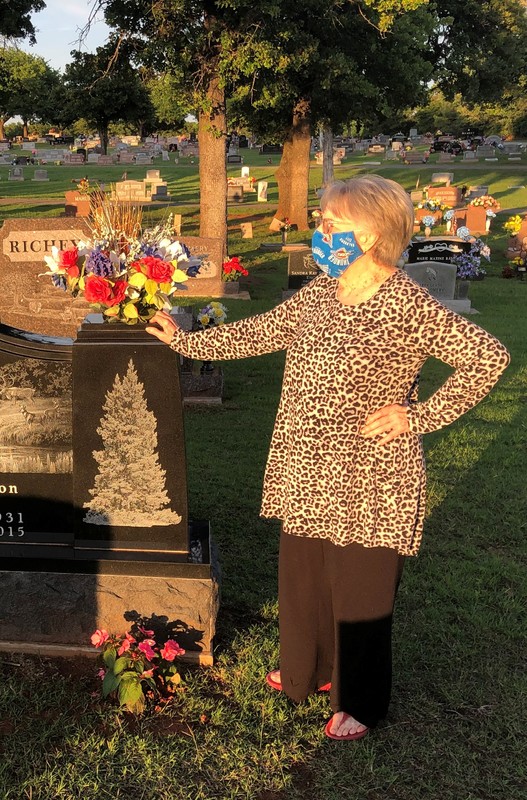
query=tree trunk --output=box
[322,124,334,188]
[0,118,6,139]
[98,124,109,155]
[22,119,29,139]
[274,99,311,231]
[198,75,227,248]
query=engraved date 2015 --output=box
[0,512,24,536]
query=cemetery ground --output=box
[0,157,525,799]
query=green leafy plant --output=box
[91,626,185,714]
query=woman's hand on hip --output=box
[360,404,410,445]
[145,310,179,344]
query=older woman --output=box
[147,175,509,741]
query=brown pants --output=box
[278,530,405,729]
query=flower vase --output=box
[424,226,431,237]
[281,230,288,245]
[223,281,240,295]
[446,220,452,232]
[454,280,470,300]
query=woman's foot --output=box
[325,711,369,741]
[265,670,331,693]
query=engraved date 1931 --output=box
[0,512,24,537]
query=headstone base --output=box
[0,521,219,665]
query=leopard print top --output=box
[170,271,509,555]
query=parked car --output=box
[430,137,464,155]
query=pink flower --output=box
[160,639,186,662]
[140,668,155,679]
[138,626,155,637]
[90,629,109,648]
[97,668,106,680]
[117,632,136,655]
[138,640,157,661]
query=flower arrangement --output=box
[468,194,501,210]
[503,214,523,236]
[221,255,248,282]
[418,199,451,213]
[452,238,490,280]
[73,176,90,195]
[280,218,293,232]
[421,214,436,231]
[91,626,185,714]
[42,195,193,324]
[311,209,322,221]
[196,301,227,329]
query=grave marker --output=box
[405,261,473,313]
[284,248,320,298]
[427,186,462,206]
[32,170,49,182]
[257,181,268,202]
[407,236,471,264]
[240,222,253,239]
[8,168,24,181]
[0,318,219,663]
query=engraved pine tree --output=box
[83,359,181,526]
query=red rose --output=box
[136,256,173,283]
[107,280,128,307]
[59,247,79,277]
[223,264,233,274]
[84,275,112,305]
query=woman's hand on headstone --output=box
[360,404,410,445]
[146,310,179,344]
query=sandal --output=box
[265,671,331,693]
[324,713,369,741]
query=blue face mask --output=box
[311,229,364,278]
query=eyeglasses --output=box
[319,216,351,235]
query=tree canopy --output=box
[0,0,45,44]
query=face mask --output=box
[311,229,364,278]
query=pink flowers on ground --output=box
[90,625,186,713]
[138,640,157,661]
[160,640,186,662]
[91,629,110,647]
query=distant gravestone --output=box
[430,172,454,186]
[32,170,49,182]
[240,222,253,239]
[119,152,135,164]
[405,261,456,301]
[476,145,495,158]
[173,214,182,235]
[97,155,114,165]
[405,261,473,313]
[455,206,488,234]
[407,236,471,264]
[241,166,250,178]
[151,185,169,201]
[463,150,477,161]
[284,249,320,298]
[227,154,242,164]
[135,152,152,165]
[466,185,488,199]
[8,168,24,181]
[427,186,462,206]
[146,169,161,180]
[87,153,99,164]
[227,184,243,202]
[257,181,268,202]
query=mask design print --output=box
[311,229,364,278]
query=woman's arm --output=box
[146,280,313,360]
[403,288,510,435]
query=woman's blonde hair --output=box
[320,175,414,266]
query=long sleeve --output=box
[169,280,312,361]
[404,286,510,434]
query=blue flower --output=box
[84,249,114,278]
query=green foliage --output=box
[62,40,155,151]
[0,0,45,44]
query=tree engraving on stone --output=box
[84,359,181,527]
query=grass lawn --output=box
[0,160,526,799]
